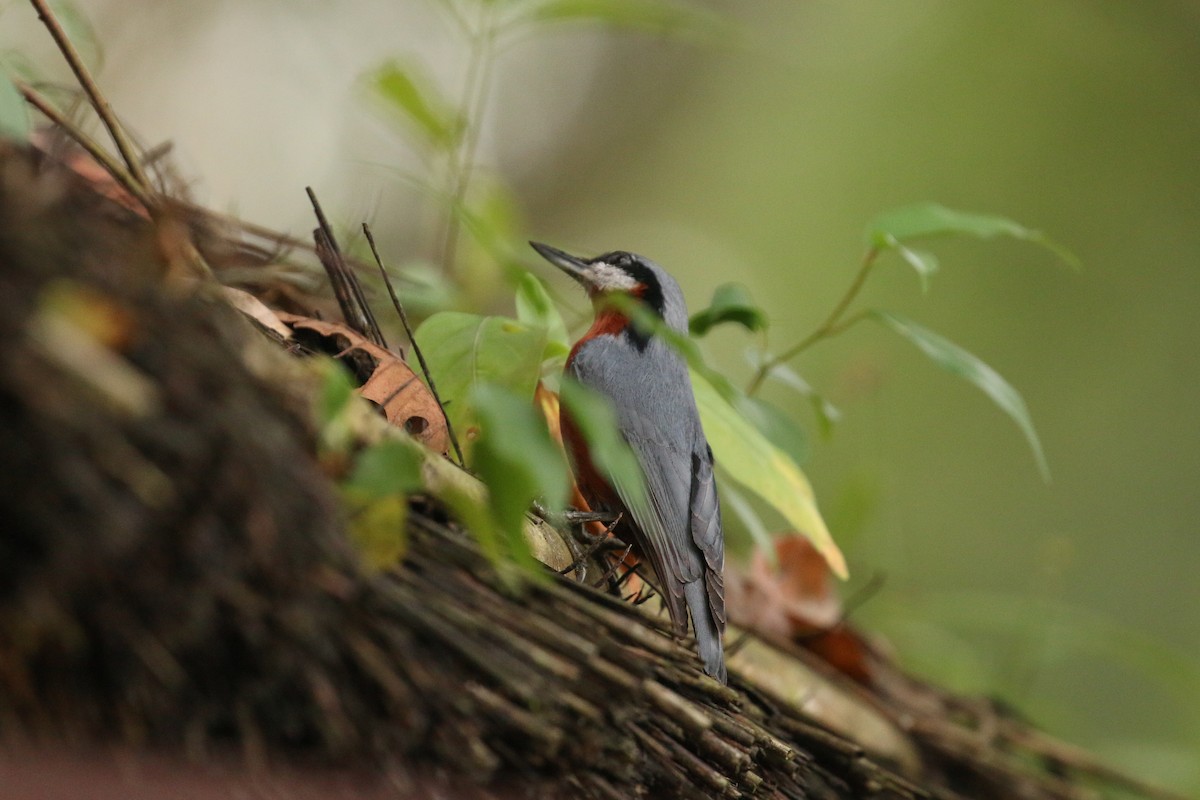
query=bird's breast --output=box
[567,307,631,367]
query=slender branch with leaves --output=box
[366,0,720,289]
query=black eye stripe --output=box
[588,250,666,329]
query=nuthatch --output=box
[530,241,727,683]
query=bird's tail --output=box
[684,579,726,684]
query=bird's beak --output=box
[529,241,592,287]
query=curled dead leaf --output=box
[278,312,449,454]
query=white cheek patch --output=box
[587,261,638,291]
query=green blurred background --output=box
[5,0,1198,792]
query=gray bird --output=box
[531,241,727,683]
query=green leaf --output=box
[317,359,356,425]
[558,377,649,512]
[689,282,769,337]
[866,203,1079,268]
[387,261,462,317]
[471,383,571,577]
[413,312,549,446]
[870,310,1050,481]
[525,0,723,37]
[734,395,809,467]
[0,72,30,143]
[345,439,424,498]
[691,368,847,579]
[315,358,357,452]
[369,59,462,149]
[515,272,570,362]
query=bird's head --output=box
[530,241,689,334]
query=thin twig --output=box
[362,222,466,468]
[305,187,386,348]
[746,247,881,395]
[439,1,497,276]
[17,81,153,210]
[28,0,152,197]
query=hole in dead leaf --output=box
[404,416,429,435]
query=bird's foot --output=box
[557,512,626,583]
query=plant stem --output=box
[439,1,497,278]
[364,223,466,467]
[745,247,880,396]
[28,0,152,198]
[17,81,152,210]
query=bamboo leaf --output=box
[867,203,1079,268]
[745,352,841,437]
[871,310,1050,481]
[341,440,424,570]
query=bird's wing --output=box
[689,448,726,633]
[568,339,705,628]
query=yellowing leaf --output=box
[344,491,408,571]
[691,368,847,580]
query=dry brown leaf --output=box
[728,534,873,685]
[278,313,449,454]
[220,286,293,339]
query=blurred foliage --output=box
[470,383,569,573]
[364,0,722,296]
[342,439,425,570]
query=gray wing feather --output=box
[690,450,726,630]
[569,338,724,648]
